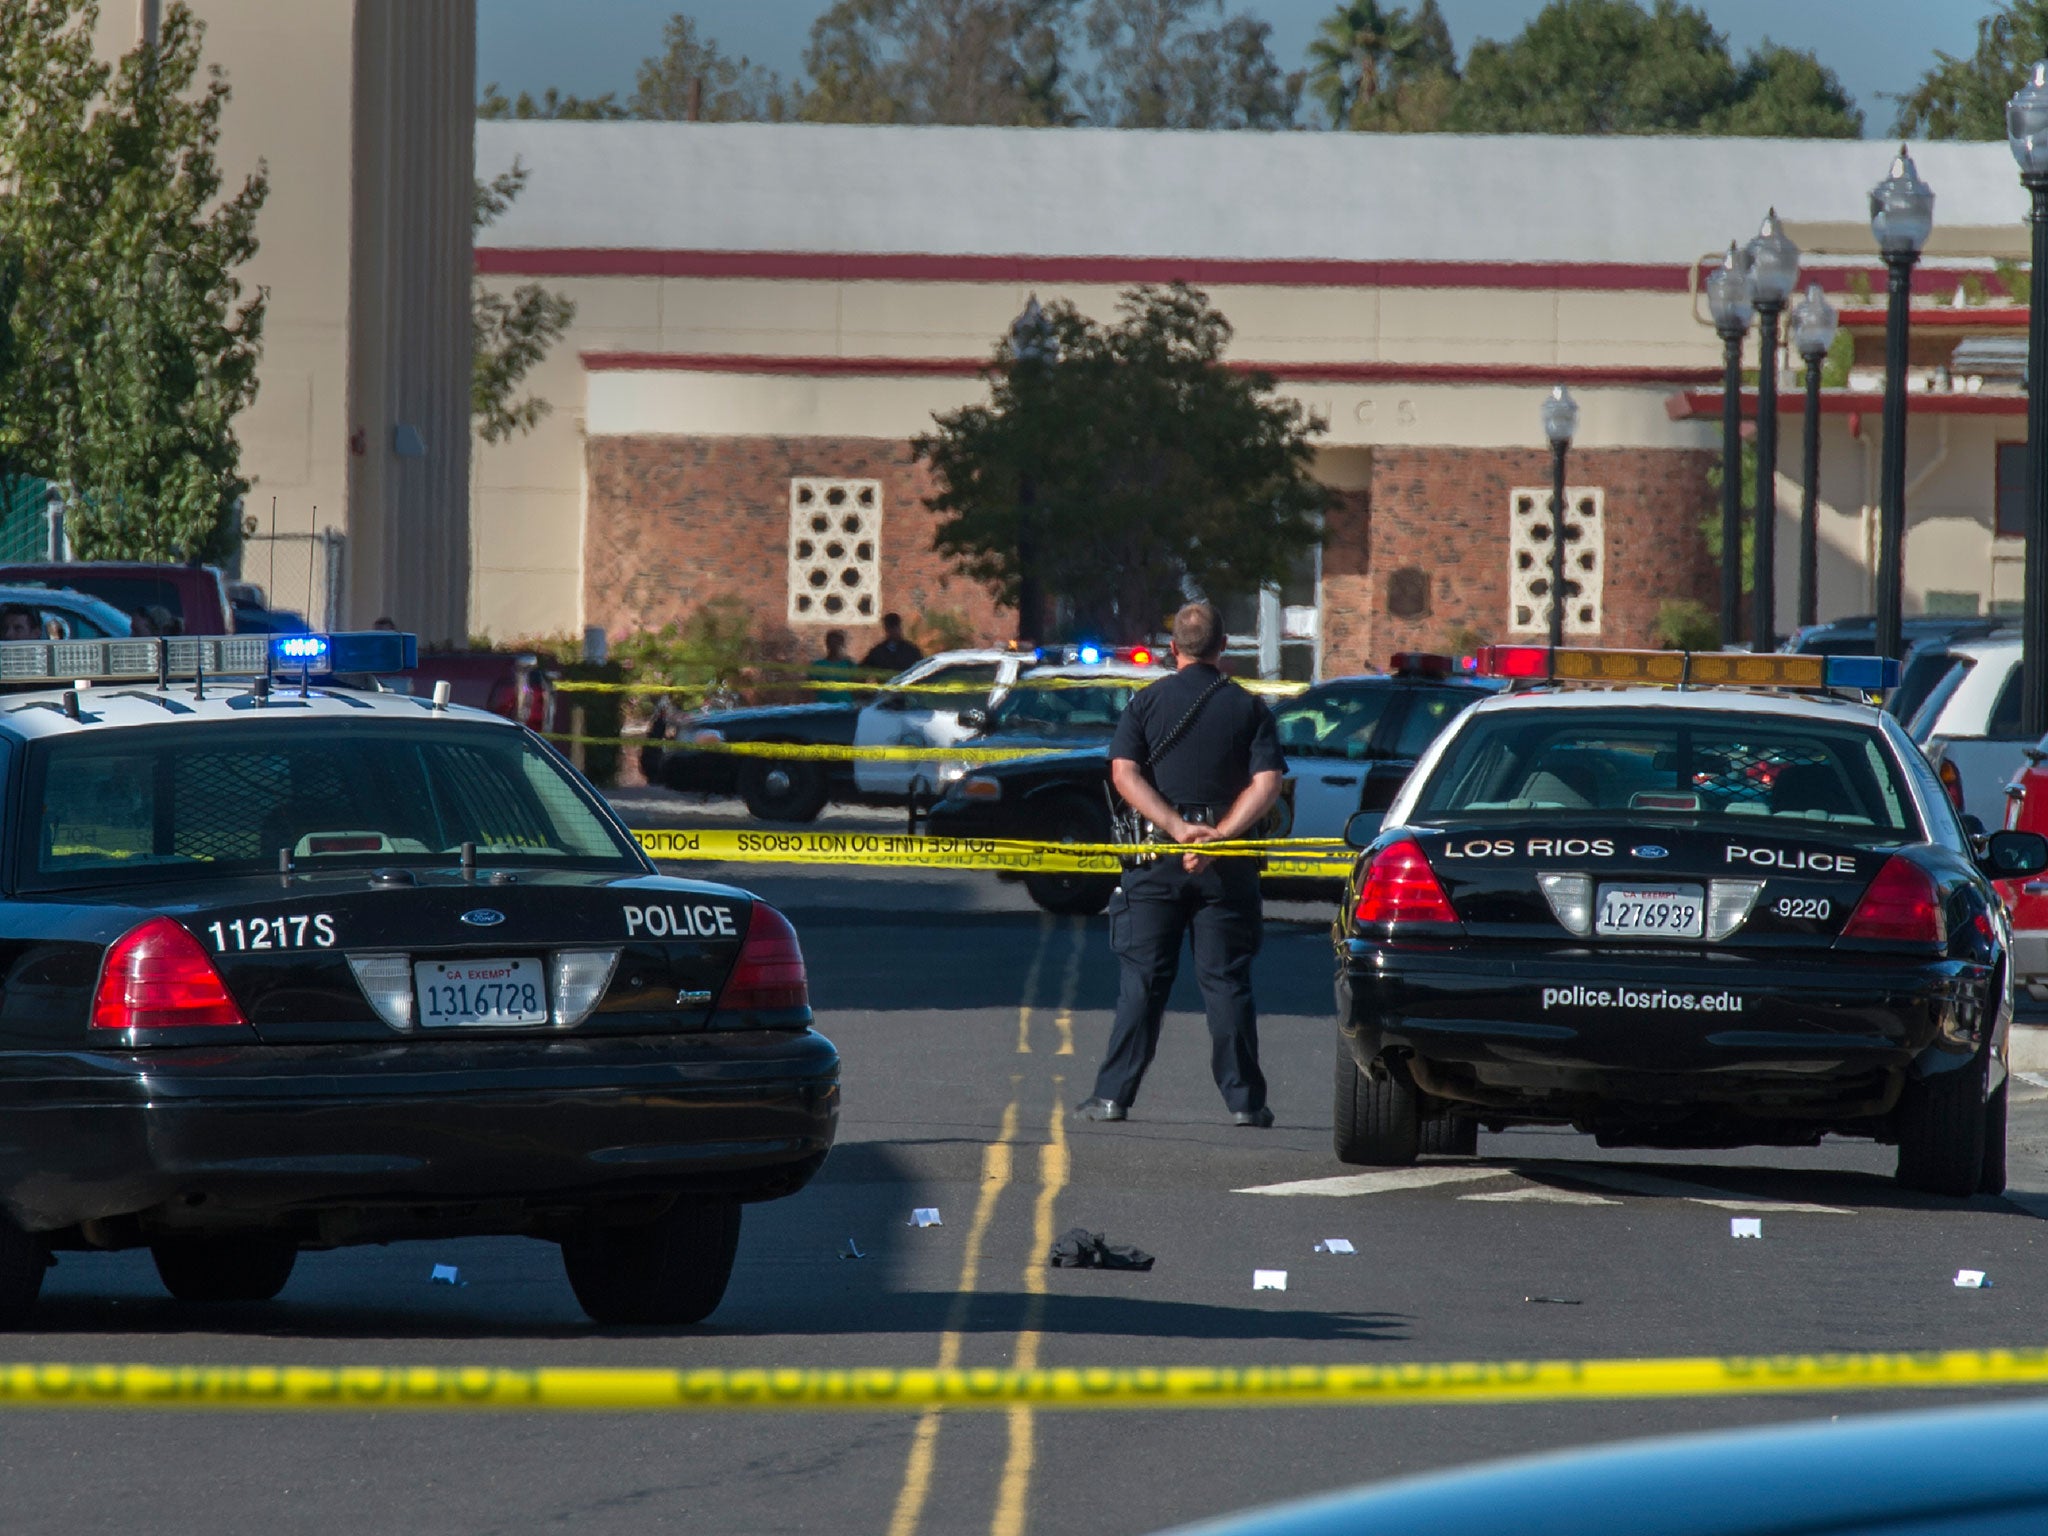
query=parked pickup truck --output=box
[0,561,235,634]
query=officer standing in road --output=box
[1076,602,1284,1127]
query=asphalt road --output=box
[4,796,2048,1534]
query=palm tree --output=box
[1305,0,1454,131]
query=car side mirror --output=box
[958,708,989,732]
[1344,811,1385,850]
[1984,830,2048,878]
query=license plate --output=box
[1595,884,1704,938]
[414,958,547,1027]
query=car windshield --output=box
[22,721,642,889]
[985,681,1140,735]
[1409,707,1919,838]
[1273,682,1393,758]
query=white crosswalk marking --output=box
[1460,1186,1619,1205]
[1526,1163,1852,1214]
[1234,1167,1512,1197]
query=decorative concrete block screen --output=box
[788,479,881,625]
[1508,485,1604,635]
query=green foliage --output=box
[1654,598,1719,651]
[472,162,576,444]
[1305,0,1455,130]
[1797,329,1854,390]
[1446,0,1860,137]
[609,598,766,687]
[1894,0,2048,139]
[1998,258,2033,308]
[630,13,794,120]
[800,0,1081,125]
[477,83,629,120]
[0,1,269,564]
[1081,0,1297,128]
[916,284,1329,643]
[911,608,979,653]
[1847,270,1875,304]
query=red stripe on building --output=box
[1666,389,2025,420]
[484,246,2006,297]
[581,351,1723,387]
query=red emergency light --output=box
[1122,646,1156,666]
[1474,645,1552,679]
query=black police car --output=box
[0,633,837,1326]
[1334,646,2048,1197]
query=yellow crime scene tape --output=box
[632,827,1356,880]
[554,736,1095,762]
[2,1348,2046,1413]
[552,677,1309,697]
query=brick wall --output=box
[584,435,1008,656]
[1357,446,1721,667]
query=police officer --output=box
[1075,602,1284,1127]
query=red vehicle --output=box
[0,561,234,634]
[1998,740,2048,1000]
[391,650,560,735]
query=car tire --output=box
[1418,1112,1479,1157]
[151,1237,298,1303]
[0,1215,46,1329]
[1895,1054,1991,1198]
[738,757,829,823]
[1023,795,1117,917]
[1333,1039,1420,1166]
[1980,1071,2010,1196]
[561,1198,742,1326]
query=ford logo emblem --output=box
[1632,845,1669,860]
[460,909,506,928]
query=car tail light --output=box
[91,918,246,1031]
[1353,839,1459,930]
[714,904,809,1015]
[1840,856,1946,944]
[1938,758,1964,814]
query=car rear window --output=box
[1274,683,1394,759]
[986,682,1137,734]
[1410,707,1918,838]
[22,722,641,888]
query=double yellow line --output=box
[888,916,1083,1536]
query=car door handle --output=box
[2024,882,2048,896]
[1320,774,1360,786]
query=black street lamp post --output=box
[1790,282,1839,633]
[1705,244,1754,648]
[2008,64,2048,738]
[1744,210,1801,654]
[1868,147,1935,663]
[1541,385,1580,651]
[1008,296,1057,646]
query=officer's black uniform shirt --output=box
[1110,663,1283,811]
[861,638,924,673]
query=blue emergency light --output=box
[0,631,418,688]
[1822,654,1901,692]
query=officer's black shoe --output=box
[1232,1106,1275,1128]
[1073,1097,1126,1122]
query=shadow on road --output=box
[707,1291,1409,1343]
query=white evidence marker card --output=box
[909,1208,942,1228]
[1313,1239,1356,1255]
[1731,1217,1762,1239]
[1253,1270,1288,1291]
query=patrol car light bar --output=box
[1474,646,1899,692]
[0,631,417,687]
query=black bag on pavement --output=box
[1047,1227,1155,1270]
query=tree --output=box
[630,13,794,121]
[477,82,629,120]
[1082,0,1296,129]
[1894,1,2048,139]
[0,2,269,564]
[1304,1,1455,131]
[917,285,1328,643]
[801,0,1080,125]
[473,163,576,445]
[1447,0,1860,138]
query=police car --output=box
[0,632,837,1326]
[1334,646,2048,1197]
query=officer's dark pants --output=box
[1092,854,1266,1113]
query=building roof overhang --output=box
[1665,388,2025,420]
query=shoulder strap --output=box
[1140,674,1230,774]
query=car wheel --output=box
[1023,796,1117,917]
[1333,1039,1420,1166]
[1980,1071,2010,1196]
[151,1236,298,1303]
[0,1215,46,1329]
[1418,1112,1479,1157]
[738,757,828,822]
[1895,1054,1990,1198]
[561,1198,742,1326]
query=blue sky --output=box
[478,1,2001,136]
